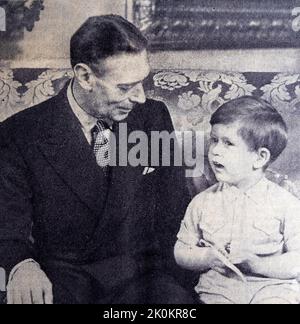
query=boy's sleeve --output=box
[283,194,300,252]
[177,196,204,246]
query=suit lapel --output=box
[101,121,145,225]
[84,115,146,252]
[106,163,141,218]
[37,86,109,215]
[37,85,147,252]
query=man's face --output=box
[89,50,151,122]
[208,122,259,188]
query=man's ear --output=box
[253,147,271,170]
[73,63,95,92]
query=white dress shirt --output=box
[67,80,98,145]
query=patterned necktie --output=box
[91,120,111,175]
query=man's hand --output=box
[7,262,53,304]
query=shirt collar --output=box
[67,80,98,134]
[221,177,270,205]
[244,176,270,204]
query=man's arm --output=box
[0,124,35,275]
[0,123,53,304]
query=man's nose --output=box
[129,83,146,104]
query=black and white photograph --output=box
[1,0,300,306]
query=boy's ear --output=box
[253,148,271,170]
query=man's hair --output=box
[70,15,148,72]
[210,96,288,164]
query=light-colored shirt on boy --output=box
[177,177,300,304]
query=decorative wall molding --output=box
[133,0,300,50]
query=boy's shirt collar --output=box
[244,177,270,204]
[221,177,269,205]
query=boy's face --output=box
[208,122,260,188]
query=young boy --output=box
[175,96,300,304]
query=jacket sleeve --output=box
[0,124,35,277]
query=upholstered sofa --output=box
[1,67,300,198]
[1,68,300,302]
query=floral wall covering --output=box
[1,68,300,196]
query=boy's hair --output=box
[70,15,148,73]
[210,96,288,164]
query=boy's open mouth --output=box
[213,161,225,169]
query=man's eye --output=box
[210,137,218,144]
[118,85,131,92]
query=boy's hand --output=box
[206,248,228,275]
[229,249,260,274]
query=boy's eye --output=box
[210,137,218,144]
[224,140,234,147]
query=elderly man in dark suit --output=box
[0,15,195,304]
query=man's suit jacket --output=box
[0,84,191,285]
